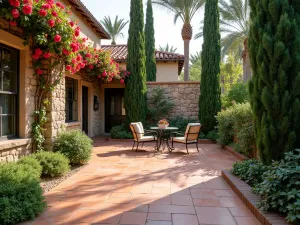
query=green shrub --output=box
[222,82,249,109]
[206,130,219,142]
[168,117,198,133]
[253,149,300,224]
[216,103,255,157]
[147,87,174,122]
[17,156,42,179]
[54,130,93,165]
[232,103,255,157]
[232,159,268,186]
[0,163,46,225]
[32,151,69,178]
[110,124,133,139]
[216,106,235,145]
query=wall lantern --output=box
[94,96,100,111]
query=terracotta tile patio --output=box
[22,137,261,225]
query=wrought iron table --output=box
[150,127,179,151]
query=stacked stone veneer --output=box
[146,82,200,120]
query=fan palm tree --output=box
[152,0,205,81]
[190,51,201,65]
[194,0,250,60]
[100,16,129,45]
[158,44,177,53]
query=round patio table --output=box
[150,127,179,151]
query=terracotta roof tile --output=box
[101,44,184,75]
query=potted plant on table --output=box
[158,119,169,129]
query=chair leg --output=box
[196,141,199,153]
[186,143,189,154]
[136,142,139,152]
[141,142,144,148]
[132,141,136,151]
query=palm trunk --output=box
[184,39,190,81]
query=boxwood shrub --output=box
[0,163,46,225]
[17,156,42,179]
[110,124,133,139]
[32,151,70,177]
[54,130,93,165]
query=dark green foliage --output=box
[222,82,249,109]
[0,163,46,225]
[253,149,300,224]
[53,130,92,165]
[147,87,174,122]
[32,151,70,178]
[145,0,156,81]
[216,103,256,157]
[232,159,268,186]
[17,156,42,179]
[248,0,300,164]
[207,130,219,142]
[110,124,133,139]
[168,117,197,133]
[124,0,147,125]
[199,0,221,134]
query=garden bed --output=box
[41,164,86,193]
[222,170,291,225]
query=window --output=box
[65,77,78,122]
[0,44,18,139]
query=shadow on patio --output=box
[20,138,261,225]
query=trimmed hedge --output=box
[54,130,93,165]
[0,163,46,225]
[110,124,133,139]
[32,151,70,178]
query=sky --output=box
[81,0,204,55]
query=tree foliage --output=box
[220,53,243,92]
[248,0,300,164]
[124,0,147,125]
[158,44,177,53]
[145,0,157,81]
[100,16,128,45]
[199,0,221,134]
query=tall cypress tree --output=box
[124,0,147,125]
[198,0,221,134]
[145,0,156,81]
[248,0,300,164]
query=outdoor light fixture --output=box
[94,96,100,111]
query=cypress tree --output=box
[145,0,157,81]
[198,0,221,134]
[248,0,300,164]
[124,0,147,125]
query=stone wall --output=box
[0,139,32,162]
[146,82,200,120]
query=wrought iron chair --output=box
[170,123,201,154]
[130,122,158,152]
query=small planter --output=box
[158,124,169,129]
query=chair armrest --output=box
[144,131,158,136]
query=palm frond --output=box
[100,16,128,45]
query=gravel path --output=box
[41,165,86,193]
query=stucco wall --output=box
[156,62,179,82]
[118,62,179,82]
[147,82,200,120]
[61,0,101,48]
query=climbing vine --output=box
[0,0,128,151]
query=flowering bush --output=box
[158,119,169,125]
[0,0,129,150]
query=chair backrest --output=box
[185,123,201,141]
[130,122,143,140]
[137,122,145,134]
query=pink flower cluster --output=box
[7,0,128,83]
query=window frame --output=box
[0,43,19,140]
[65,76,78,122]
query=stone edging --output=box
[222,170,290,225]
[223,145,248,161]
